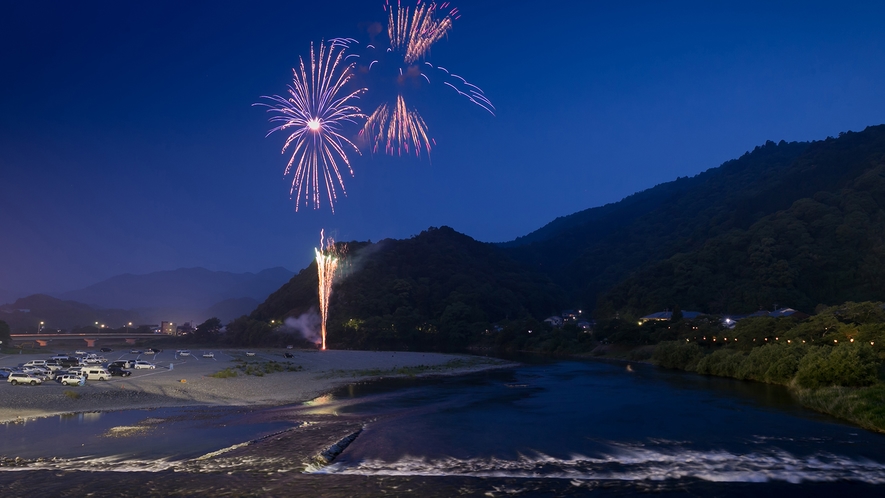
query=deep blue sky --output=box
[2,0,885,297]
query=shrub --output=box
[696,349,746,378]
[209,368,238,378]
[795,343,879,388]
[652,341,703,370]
[737,343,808,384]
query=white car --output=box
[8,373,42,386]
[134,361,156,370]
[202,352,214,358]
[177,350,191,357]
[245,352,256,357]
[58,374,85,386]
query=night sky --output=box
[2,0,885,297]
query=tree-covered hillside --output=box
[603,144,885,314]
[247,227,566,350]
[503,125,885,314]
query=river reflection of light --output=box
[303,393,338,414]
[57,412,103,424]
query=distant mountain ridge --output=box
[0,294,141,332]
[57,267,294,310]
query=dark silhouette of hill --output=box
[501,125,885,314]
[242,227,566,350]
[603,130,885,314]
[0,294,142,332]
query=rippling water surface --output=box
[2,358,884,496]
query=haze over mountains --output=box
[0,268,294,332]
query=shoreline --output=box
[0,350,515,424]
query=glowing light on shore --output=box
[315,230,340,350]
[256,41,366,212]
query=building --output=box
[161,321,176,335]
[639,310,703,324]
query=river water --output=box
[1,358,884,496]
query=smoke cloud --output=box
[285,312,321,345]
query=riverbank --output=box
[583,342,885,434]
[0,350,513,423]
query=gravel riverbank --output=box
[0,349,513,423]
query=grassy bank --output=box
[646,339,885,433]
[792,384,885,433]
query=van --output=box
[85,368,110,381]
[23,360,48,367]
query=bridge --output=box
[10,333,166,348]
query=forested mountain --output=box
[238,124,885,351]
[243,227,566,350]
[502,125,885,314]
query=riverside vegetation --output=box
[647,301,885,432]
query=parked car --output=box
[111,360,135,369]
[66,366,85,376]
[50,354,71,361]
[58,374,85,387]
[22,360,48,368]
[202,352,214,358]
[130,349,143,355]
[58,357,80,367]
[284,352,294,358]
[246,352,256,357]
[133,361,155,370]
[74,350,87,356]
[177,350,191,357]
[84,368,111,381]
[22,367,51,381]
[0,367,14,379]
[8,373,42,385]
[144,348,159,355]
[100,347,113,353]
[44,361,64,371]
[108,366,132,377]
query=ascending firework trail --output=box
[315,230,340,350]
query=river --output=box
[1,358,884,496]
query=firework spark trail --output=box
[315,230,339,350]
[256,41,366,212]
[386,0,458,64]
[363,95,432,156]
[332,1,491,158]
